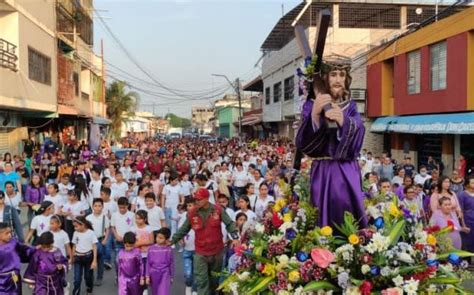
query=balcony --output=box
[0,38,18,72]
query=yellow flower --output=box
[348,234,360,245]
[283,213,292,223]
[262,264,276,277]
[288,270,300,283]
[389,203,401,217]
[276,198,287,208]
[320,226,333,236]
[273,205,282,213]
[427,234,437,246]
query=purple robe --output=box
[0,239,35,295]
[118,248,144,295]
[146,245,174,295]
[25,185,47,205]
[23,248,67,295]
[458,191,474,252]
[296,100,367,229]
[430,210,462,249]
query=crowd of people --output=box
[0,136,472,295]
[359,151,473,252]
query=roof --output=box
[243,76,263,92]
[261,0,472,52]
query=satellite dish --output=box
[415,8,423,15]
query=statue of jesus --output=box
[295,54,368,229]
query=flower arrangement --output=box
[219,174,473,294]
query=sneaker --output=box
[95,279,102,286]
[104,262,112,270]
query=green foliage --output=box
[105,81,139,140]
[165,113,191,128]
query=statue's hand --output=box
[313,94,333,116]
[325,104,344,127]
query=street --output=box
[18,209,186,295]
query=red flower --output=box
[272,212,283,228]
[447,219,454,231]
[360,253,373,264]
[360,281,373,295]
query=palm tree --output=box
[105,81,139,140]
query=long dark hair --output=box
[73,216,93,230]
[437,175,453,195]
[29,173,44,188]
[74,175,89,198]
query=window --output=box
[430,41,447,91]
[407,50,420,94]
[73,72,79,96]
[265,87,271,104]
[273,82,282,103]
[28,47,51,85]
[284,76,294,101]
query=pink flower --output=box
[382,288,402,295]
[310,248,335,269]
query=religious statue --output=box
[295,55,368,229]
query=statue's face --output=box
[328,69,347,98]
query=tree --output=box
[165,113,191,128]
[105,81,139,140]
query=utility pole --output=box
[235,78,242,144]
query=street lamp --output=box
[211,74,242,144]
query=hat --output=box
[194,188,209,200]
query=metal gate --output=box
[0,129,10,155]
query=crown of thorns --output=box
[304,54,352,80]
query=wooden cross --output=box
[293,8,332,171]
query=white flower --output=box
[337,272,350,288]
[415,230,428,244]
[397,252,414,264]
[427,253,437,261]
[229,282,239,295]
[367,205,381,219]
[427,284,438,293]
[278,291,290,295]
[380,267,391,277]
[440,263,454,273]
[237,272,250,280]
[279,221,294,233]
[402,278,419,295]
[346,286,361,295]
[255,223,265,233]
[342,252,351,262]
[392,275,404,287]
[268,234,284,243]
[294,286,304,295]
[278,254,290,265]
[361,264,370,274]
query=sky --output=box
[93,0,302,117]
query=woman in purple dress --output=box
[0,222,35,295]
[296,55,367,229]
[23,232,68,295]
[117,232,144,295]
[458,176,474,253]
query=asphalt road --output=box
[17,209,186,295]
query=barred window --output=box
[407,50,420,95]
[430,41,447,91]
[28,47,51,85]
[339,4,400,29]
[265,87,271,105]
[273,82,282,103]
[284,76,294,101]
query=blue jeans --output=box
[182,250,196,289]
[165,207,177,236]
[73,252,94,295]
[96,240,105,280]
[104,235,114,264]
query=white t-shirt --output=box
[111,211,135,237]
[253,178,264,196]
[254,195,275,220]
[205,180,218,205]
[179,181,193,197]
[31,215,52,237]
[89,179,102,200]
[177,212,195,251]
[58,183,74,200]
[163,184,181,209]
[86,213,110,239]
[414,174,432,186]
[44,194,65,214]
[217,171,232,183]
[5,192,22,210]
[235,209,258,228]
[52,229,70,257]
[103,199,118,218]
[129,171,142,182]
[144,205,165,231]
[62,201,86,220]
[111,182,128,200]
[72,229,98,253]
[131,196,147,212]
[233,170,251,188]
[119,166,132,181]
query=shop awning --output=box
[92,116,111,125]
[371,112,474,134]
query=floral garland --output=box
[219,171,473,294]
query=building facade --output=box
[191,106,213,134]
[259,0,464,152]
[367,6,474,174]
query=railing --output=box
[0,38,18,72]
